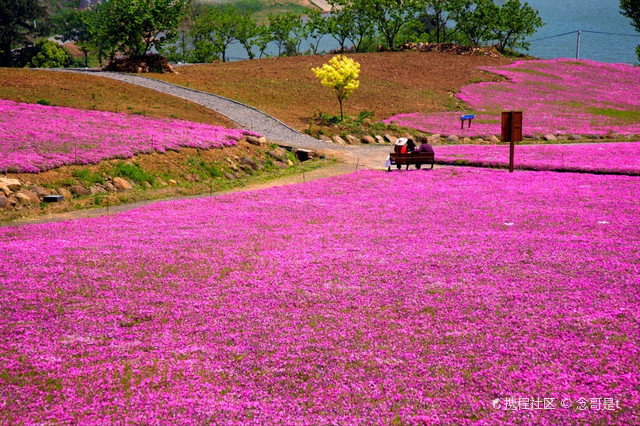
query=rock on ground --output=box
[0,177,21,191]
[113,178,133,191]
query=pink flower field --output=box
[435,141,640,175]
[0,100,258,173]
[1,168,639,423]
[385,59,640,137]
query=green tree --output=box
[84,6,118,65]
[192,5,239,62]
[423,0,458,43]
[620,0,640,62]
[26,39,73,68]
[346,0,376,52]
[96,0,190,59]
[450,0,497,47]
[0,0,47,66]
[304,9,329,55]
[290,14,308,55]
[254,23,272,59]
[268,12,301,56]
[327,2,355,52]
[363,0,425,50]
[490,0,543,53]
[54,9,95,67]
[235,11,258,60]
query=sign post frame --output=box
[501,111,523,173]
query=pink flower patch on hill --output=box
[385,59,640,136]
[0,99,258,173]
[1,168,639,423]
[435,141,640,174]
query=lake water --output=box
[523,0,639,64]
[223,0,639,64]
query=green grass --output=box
[196,0,314,20]
[589,107,640,123]
[72,168,104,185]
[186,158,224,180]
[112,162,155,186]
[509,68,562,80]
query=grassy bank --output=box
[0,69,236,128]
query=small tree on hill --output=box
[490,0,544,53]
[312,55,360,121]
[423,0,458,44]
[192,5,240,62]
[620,0,640,62]
[361,0,425,50]
[449,0,497,48]
[96,0,190,60]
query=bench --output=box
[460,114,475,129]
[388,152,434,171]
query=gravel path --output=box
[60,70,394,169]
[66,70,333,151]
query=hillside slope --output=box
[153,51,512,131]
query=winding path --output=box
[67,70,334,151]
[62,70,391,170]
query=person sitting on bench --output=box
[413,136,434,169]
[390,138,408,169]
[406,137,416,153]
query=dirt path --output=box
[2,163,361,228]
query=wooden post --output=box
[509,140,515,173]
[501,111,523,173]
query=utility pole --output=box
[576,30,582,59]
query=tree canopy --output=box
[312,55,361,120]
[620,0,640,61]
[95,0,191,58]
[0,0,47,66]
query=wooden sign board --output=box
[501,111,523,142]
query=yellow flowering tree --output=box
[312,55,360,121]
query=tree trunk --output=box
[339,98,344,121]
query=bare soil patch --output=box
[0,68,236,128]
[153,51,512,130]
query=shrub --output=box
[26,40,74,68]
[103,53,174,73]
